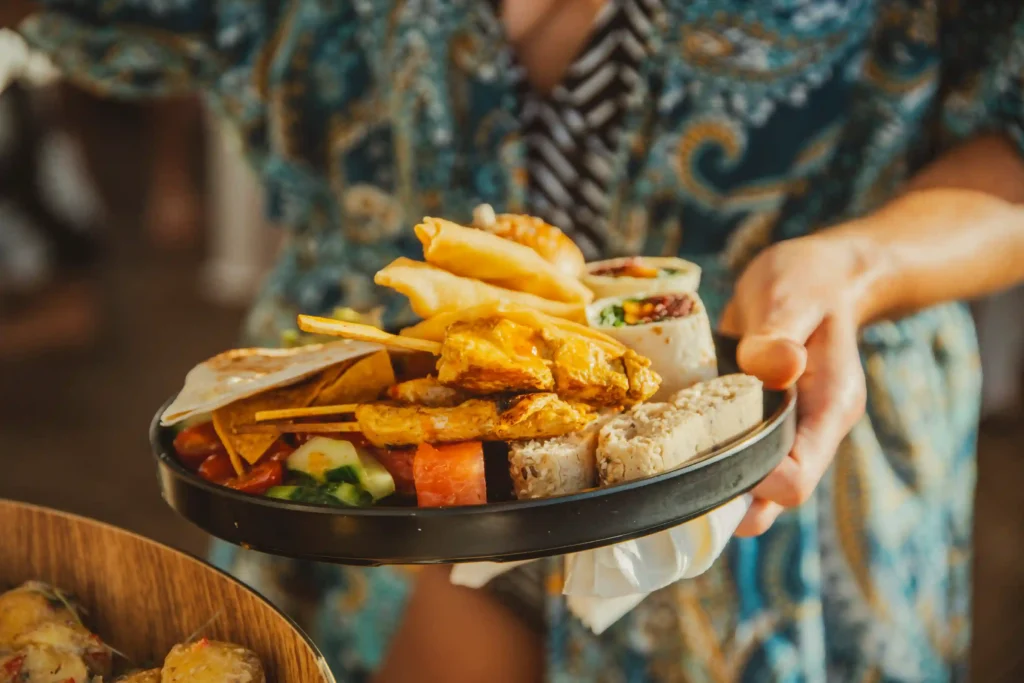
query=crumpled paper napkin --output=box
[450,493,752,634]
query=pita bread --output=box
[161,341,382,426]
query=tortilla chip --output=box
[314,350,396,405]
[212,375,325,468]
[212,411,247,476]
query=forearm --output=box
[828,134,1024,323]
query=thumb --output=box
[736,302,823,390]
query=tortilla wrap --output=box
[586,292,717,400]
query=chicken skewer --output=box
[297,315,661,407]
[242,393,598,448]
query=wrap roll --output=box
[586,291,717,400]
[582,257,701,299]
[375,258,586,322]
[415,217,593,303]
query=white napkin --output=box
[450,494,752,634]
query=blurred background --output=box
[2,78,1023,679]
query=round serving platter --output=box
[150,334,796,565]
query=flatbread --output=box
[161,341,382,426]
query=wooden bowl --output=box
[0,498,335,682]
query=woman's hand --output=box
[720,232,884,536]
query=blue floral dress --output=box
[21,1,1024,680]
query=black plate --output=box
[151,334,796,565]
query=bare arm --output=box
[823,134,1024,324]
[374,566,543,683]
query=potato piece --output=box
[0,582,83,648]
[13,621,112,677]
[0,644,91,683]
[161,639,265,683]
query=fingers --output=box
[736,336,807,390]
[734,499,784,537]
[751,314,865,509]
[725,279,824,389]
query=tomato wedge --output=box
[264,438,296,463]
[374,448,417,496]
[172,422,225,470]
[226,461,284,495]
[197,452,236,484]
[413,442,487,507]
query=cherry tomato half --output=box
[173,422,225,470]
[197,452,236,484]
[264,438,296,464]
[374,448,416,496]
[225,461,284,496]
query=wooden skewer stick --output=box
[254,404,358,422]
[236,422,363,435]
[297,315,443,355]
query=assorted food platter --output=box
[148,207,797,565]
[151,335,794,565]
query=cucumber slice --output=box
[267,484,358,506]
[331,482,373,507]
[266,486,300,500]
[286,437,396,501]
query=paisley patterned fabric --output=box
[21,1,1024,680]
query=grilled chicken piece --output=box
[622,350,662,403]
[437,318,554,394]
[385,376,467,407]
[161,639,265,683]
[550,335,630,405]
[353,394,596,447]
[436,318,660,406]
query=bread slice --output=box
[596,374,765,486]
[596,403,705,485]
[509,413,616,499]
[669,374,763,451]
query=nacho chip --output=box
[212,375,326,469]
[314,350,396,406]
[212,411,248,476]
